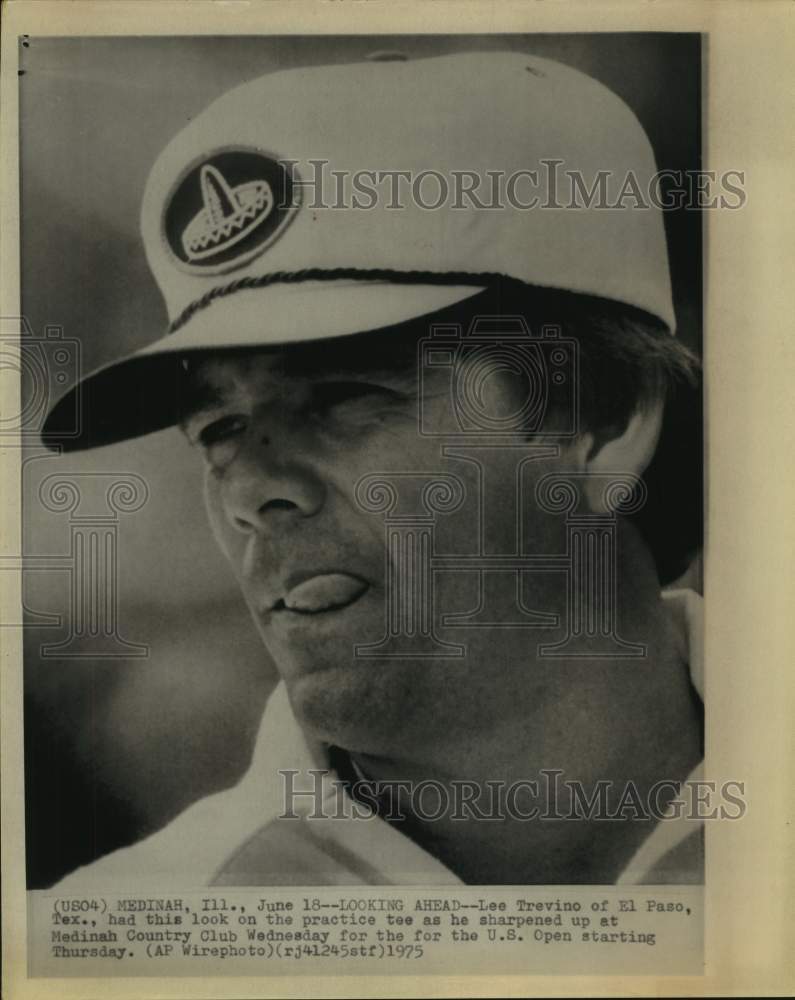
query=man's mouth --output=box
[272,573,369,615]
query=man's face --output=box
[180,326,579,758]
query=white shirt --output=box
[54,589,703,891]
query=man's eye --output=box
[197,415,247,449]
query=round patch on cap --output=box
[163,148,298,273]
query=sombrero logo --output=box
[164,149,298,273]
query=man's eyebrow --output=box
[281,329,421,384]
[177,345,420,429]
[178,379,230,426]
[283,352,418,387]
[318,366,417,388]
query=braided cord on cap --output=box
[167,268,519,335]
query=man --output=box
[44,51,703,887]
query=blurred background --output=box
[20,34,702,887]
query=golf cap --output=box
[42,51,675,451]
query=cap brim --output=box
[42,281,482,451]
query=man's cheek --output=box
[203,469,247,571]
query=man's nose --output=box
[220,426,326,534]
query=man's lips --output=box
[271,572,369,615]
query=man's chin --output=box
[283,658,447,755]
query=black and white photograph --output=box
[2,2,793,995]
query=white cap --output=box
[44,51,674,450]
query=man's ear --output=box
[577,399,665,513]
